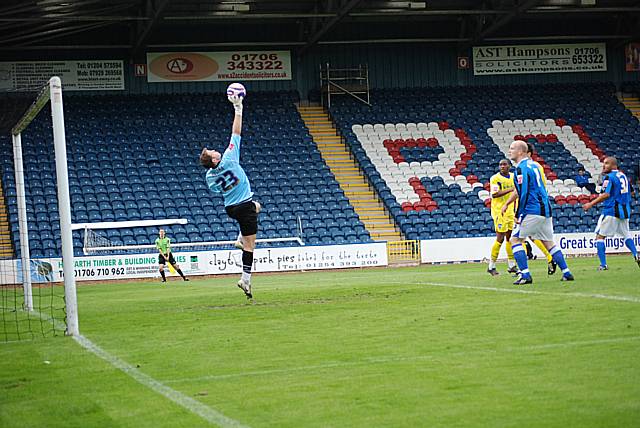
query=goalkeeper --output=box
[156,229,189,282]
[200,89,260,300]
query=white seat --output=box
[395,123,407,132]
[544,118,556,127]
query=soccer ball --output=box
[226,82,246,98]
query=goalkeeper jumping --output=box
[199,89,261,299]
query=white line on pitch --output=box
[412,281,640,303]
[28,309,249,428]
[73,335,250,428]
[164,336,640,384]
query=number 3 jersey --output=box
[601,169,631,219]
[205,134,253,207]
[514,158,552,218]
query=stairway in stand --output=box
[297,105,403,242]
[619,94,640,121]
[0,179,14,258]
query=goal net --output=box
[81,217,305,256]
[0,77,77,341]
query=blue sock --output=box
[549,246,571,275]
[624,238,638,258]
[595,240,607,266]
[512,243,531,278]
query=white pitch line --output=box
[73,335,250,428]
[27,309,249,428]
[164,336,640,384]
[412,281,640,303]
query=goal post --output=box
[9,76,78,336]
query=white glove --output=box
[228,94,243,116]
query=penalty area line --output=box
[410,281,640,304]
[164,335,640,384]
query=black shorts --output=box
[159,253,176,265]
[225,200,259,236]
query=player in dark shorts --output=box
[200,89,261,299]
[155,228,189,283]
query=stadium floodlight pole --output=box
[11,133,32,311]
[50,76,78,336]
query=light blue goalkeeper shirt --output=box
[205,134,253,207]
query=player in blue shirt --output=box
[582,156,639,270]
[504,141,574,285]
[200,90,261,299]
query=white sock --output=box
[236,232,243,243]
[488,260,496,270]
[241,272,251,283]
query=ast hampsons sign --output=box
[473,43,606,75]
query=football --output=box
[226,82,246,98]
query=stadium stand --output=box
[331,83,640,240]
[0,91,372,257]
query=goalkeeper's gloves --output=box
[228,94,243,116]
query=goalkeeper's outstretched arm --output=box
[229,94,243,136]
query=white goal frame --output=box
[10,76,78,336]
[80,217,305,255]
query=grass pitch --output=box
[1,256,639,427]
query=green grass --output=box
[1,256,640,427]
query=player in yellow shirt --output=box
[502,143,557,275]
[487,159,518,276]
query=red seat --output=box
[401,202,413,212]
[426,138,438,147]
[555,195,567,205]
[408,176,421,185]
[514,134,525,141]
[449,168,461,177]
[466,175,479,184]
[577,195,590,203]
[394,138,404,145]
[454,160,467,169]
[555,118,567,127]
[426,205,438,212]
[484,199,491,208]
[566,195,579,205]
